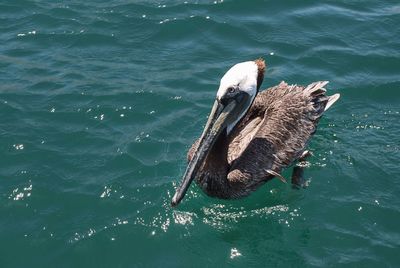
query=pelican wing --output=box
[227,81,339,185]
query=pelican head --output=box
[171,59,265,207]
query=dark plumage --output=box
[188,81,339,199]
[171,59,340,206]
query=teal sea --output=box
[1,0,399,267]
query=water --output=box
[1,0,399,266]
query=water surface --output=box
[1,0,399,266]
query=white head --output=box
[216,59,265,133]
[217,61,259,100]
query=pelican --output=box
[171,59,340,207]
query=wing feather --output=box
[227,81,338,185]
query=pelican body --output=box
[171,59,340,206]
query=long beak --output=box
[171,99,237,207]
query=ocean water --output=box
[1,0,399,266]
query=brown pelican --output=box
[171,59,340,207]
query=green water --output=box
[1,0,399,267]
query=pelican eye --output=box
[227,87,237,94]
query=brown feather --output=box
[188,81,339,199]
[254,58,266,90]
